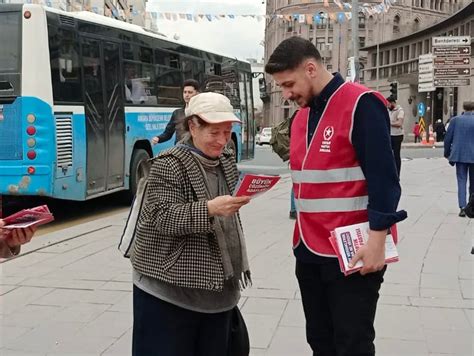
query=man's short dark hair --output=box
[183,79,200,91]
[386,96,397,103]
[463,101,474,111]
[265,37,322,74]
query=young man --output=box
[387,96,405,176]
[152,79,200,145]
[265,37,407,356]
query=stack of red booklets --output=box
[2,205,54,229]
[329,222,399,276]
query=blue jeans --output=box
[290,188,296,213]
[455,163,474,208]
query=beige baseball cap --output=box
[185,92,241,124]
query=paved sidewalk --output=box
[0,158,472,356]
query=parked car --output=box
[256,127,272,145]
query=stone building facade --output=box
[362,2,473,141]
[262,0,469,127]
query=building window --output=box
[393,15,400,33]
[316,37,325,51]
[316,13,326,29]
[413,18,420,32]
[359,37,365,48]
[424,39,430,54]
[358,15,365,29]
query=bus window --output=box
[48,26,81,103]
[123,62,157,105]
[154,48,169,66]
[139,46,153,64]
[181,57,204,84]
[123,42,134,60]
[0,11,21,98]
[155,66,182,107]
[203,61,225,94]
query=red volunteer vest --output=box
[290,82,398,256]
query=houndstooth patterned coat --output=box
[131,146,240,292]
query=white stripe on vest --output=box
[296,196,369,213]
[291,167,365,184]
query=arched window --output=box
[393,15,400,33]
[413,18,421,32]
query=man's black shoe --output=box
[289,211,297,219]
[459,208,466,217]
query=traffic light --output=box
[389,82,398,100]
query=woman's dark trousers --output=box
[132,285,232,356]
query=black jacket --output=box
[157,108,185,144]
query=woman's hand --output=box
[207,195,251,217]
[0,220,37,248]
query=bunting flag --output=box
[28,0,396,21]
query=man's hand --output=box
[348,229,387,275]
[207,195,251,217]
[152,136,160,145]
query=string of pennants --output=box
[145,0,397,23]
[25,0,396,22]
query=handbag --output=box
[118,159,151,258]
[228,306,250,356]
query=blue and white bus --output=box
[0,4,256,201]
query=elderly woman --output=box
[131,92,252,356]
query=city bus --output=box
[0,4,256,201]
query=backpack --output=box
[269,116,291,162]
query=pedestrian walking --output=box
[444,101,474,217]
[434,119,446,142]
[387,96,404,176]
[413,121,421,143]
[151,79,200,145]
[131,92,252,356]
[0,219,36,258]
[264,36,407,356]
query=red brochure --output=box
[233,174,281,198]
[329,222,399,276]
[2,205,54,229]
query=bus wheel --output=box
[128,149,150,201]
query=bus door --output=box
[81,37,125,196]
